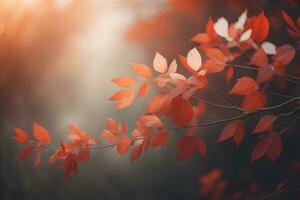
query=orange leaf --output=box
[101,130,116,143]
[253,114,277,133]
[13,128,29,143]
[109,89,132,101]
[130,144,143,163]
[68,124,89,142]
[151,131,169,148]
[153,52,168,73]
[206,48,225,62]
[33,123,51,144]
[117,135,132,156]
[105,118,119,135]
[139,115,164,129]
[19,146,34,160]
[138,83,150,97]
[225,67,234,83]
[251,137,272,161]
[112,76,136,87]
[251,12,270,42]
[131,63,152,78]
[242,91,267,111]
[230,77,258,95]
[120,121,127,133]
[146,95,168,114]
[233,122,245,147]
[202,59,225,73]
[251,48,268,67]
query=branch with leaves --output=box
[12,9,300,194]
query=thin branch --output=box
[279,116,300,135]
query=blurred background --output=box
[0,0,299,199]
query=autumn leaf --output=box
[117,135,132,156]
[251,48,268,67]
[130,144,143,163]
[139,115,164,129]
[230,77,258,95]
[112,76,136,87]
[168,96,193,127]
[256,65,274,84]
[251,12,270,42]
[225,67,234,83]
[138,83,150,97]
[267,134,282,162]
[13,128,29,143]
[251,137,272,161]
[151,131,169,148]
[110,90,135,110]
[33,123,51,144]
[253,114,277,133]
[101,130,116,143]
[187,47,202,71]
[196,137,207,157]
[272,44,296,72]
[242,91,267,111]
[176,136,196,161]
[105,118,119,135]
[35,152,42,167]
[153,52,168,73]
[218,121,245,146]
[19,146,34,160]
[131,63,152,78]
[146,95,168,114]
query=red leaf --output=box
[168,96,193,127]
[218,121,245,146]
[153,52,168,73]
[35,152,42,167]
[233,122,245,147]
[267,134,282,162]
[117,135,132,156]
[242,91,267,111]
[19,146,34,160]
[139,115,164,129]
[230,77,258,95]
[105,118,119,135]
[253,114,277,133]
[256,65,274,84]
[176,136,196,161]
[272,44,296,72]
[138,83,150,97]
[151,131,169,148]
[130,144,143,163]
[33,123,51,144]
[225,67,234,83]
[281,10,297,31]
[112,76,136,87]
[13,128,29,143]
[251,137,272,161]
[131,63,152,78]
[146,95,168,114]
[110,90,135,110]
[206,48,225,62]
[196,137,207,157]
[251,12,270,42]
[251,48,268,67]
[218,123,236,142]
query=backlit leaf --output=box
[153,52,168,73]
[13,128,29,143]
[33,123,51,144]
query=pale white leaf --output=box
[239,29,252,42]
[153,52,168,73]
[234,9,248,30]
[261,41,276,55]
[214,17,230,39]
[168,59,177,73]
[187,47,202,71]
